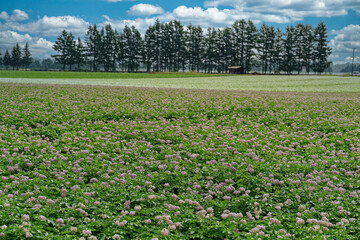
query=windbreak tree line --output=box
[0,43,33,70]
[52,20,331,74]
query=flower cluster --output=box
[0,83,359,239]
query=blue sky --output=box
[1,0,359,64]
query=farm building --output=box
[228,66,245,74]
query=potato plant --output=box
[0,83,359,239]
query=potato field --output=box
[0,83,359,239]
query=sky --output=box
[0,0,359,64]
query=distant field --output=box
[0,70,229,79]
[0,73,359,92]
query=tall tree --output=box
[11,43,22,70]
[102,24,117,71]
[302,24,314,74]
[266,26,276,73]
[232,20,247,68]
[215,29,225,73]
[244,20,258,73]
[74,37,86,70]
[281,26,297,74]
[162,22,173,71]
[117,31,126,71]
[122,25,143,72]
[219,27,234,72]
[0,50,2,66]
[258,23,272,73]
[144,20,164,72]
[161,20,186,72]
[271,28,283,73]
[22,42,33,69]
[172,20,186,72]
[186,24,203,72]
[154,20,164,72]
[52,30,70,70]
[294,23,305,74]
[203,28,218,73]
[312,21,331,74]
[3,50,11,69]
[113,29,122,71]
[144,24,156,72]
[66,32,76,70]
[85,25,102,71]
[52,30,77,70]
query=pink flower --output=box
[148,195,156,200]
[56,218,65,226]
[161,228,170,237]
[112,234,121,240]
[22,215,30,221]
[82,230,92,236]
[38,196,47,200]
[33,204,42,209]
[270,218,281,224]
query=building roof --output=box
[228,66,244,69]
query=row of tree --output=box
[0,43,33,70]
[52,19,332,74]
[340,64,360,73]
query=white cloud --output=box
[101,5,291,35]
[128,4,164,16]
[0,9,29,22]
[329,54,339,60]
[329,24,360,64]
[0,30,55,59]
[173,6,234,25]
[31,38,55,59]
[101,16,157,34]
[12,9,29,21]
[330,24,360,53]
[204,0,360,22]
[5,16,90,36]
[345,56,359,62]
[0,11,9,20]
[0,31,32,49]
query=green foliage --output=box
[50,20,331,74]
[11,43,22,70]
[0,83,359,239]
[312,21,332,75]
[52,30,76,70]
[22,42,33,69]
[281,26,297,74]
[3,50,11,69]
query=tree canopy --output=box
[50,20,332,74]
